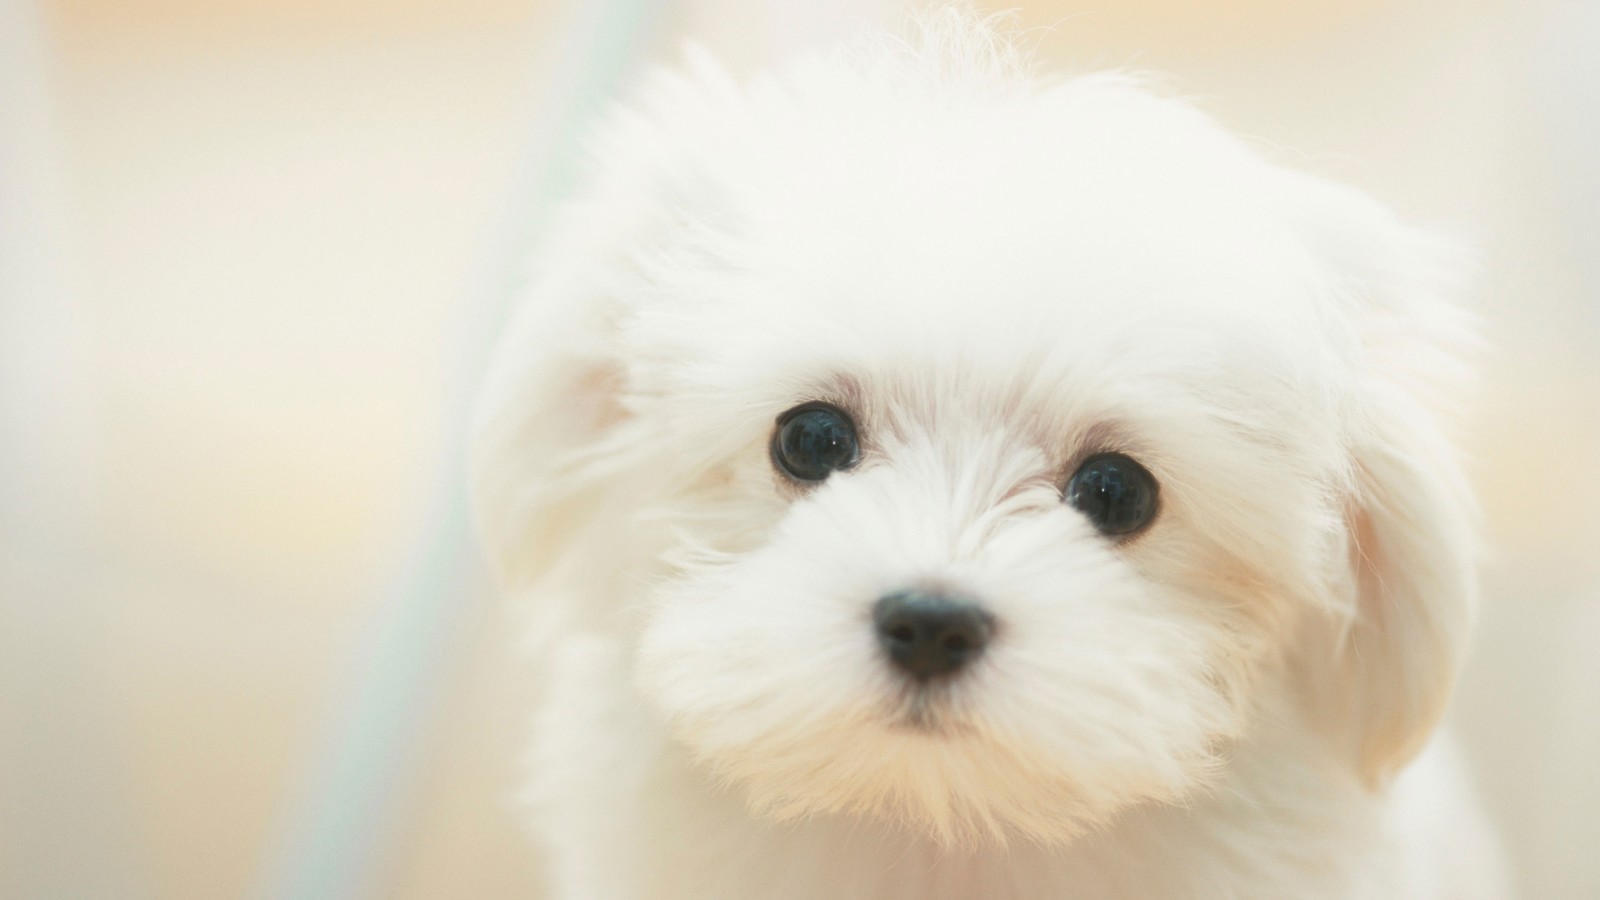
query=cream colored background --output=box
[5,0,1598,896]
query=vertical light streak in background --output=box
[0,1,144,897]
[1516,7,1600,894]
[253,1,672,898]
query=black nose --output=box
[873,590,993,681]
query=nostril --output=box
[872,589,993,681]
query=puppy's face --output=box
[476,50,1476,849]
[627,120,1348,844]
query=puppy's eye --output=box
[772,403,860,482]
[1066,453,1159,536]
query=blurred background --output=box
[2,0,1597,897]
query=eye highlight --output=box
[1066,453,1159,536]
[771,403,861,482]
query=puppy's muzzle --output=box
[873,590,993,681]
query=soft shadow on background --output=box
[2,0,1597,897]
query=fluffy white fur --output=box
[472,11,1505,899]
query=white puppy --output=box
[472,11,1504,899]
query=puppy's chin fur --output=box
[472,7,1501,896]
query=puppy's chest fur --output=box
[527,635,1451,900]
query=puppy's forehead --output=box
[627,79,1347,420]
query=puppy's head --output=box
[473,16,1476,847]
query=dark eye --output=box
[1066,453,1159,536]
[772,403,861,482]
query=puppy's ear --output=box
[471,273,633,589]
[471,53,740,590]
[1282,173,1480,785]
